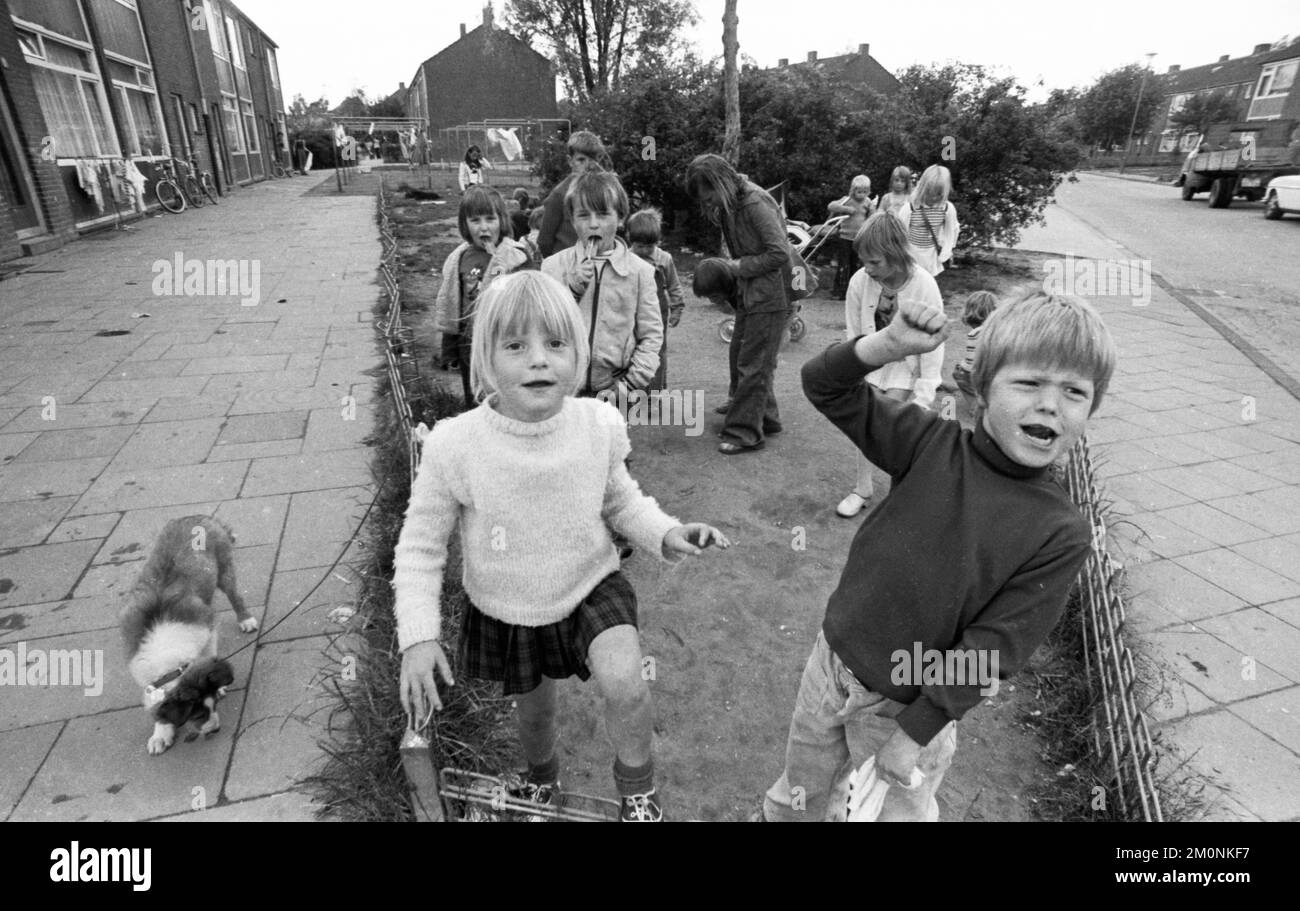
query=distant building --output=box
[0,0,286,261]
[767,44,901,102]
[406,6,556,134]
[1150,38,1300,155]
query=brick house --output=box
[406,6,557,140]
[0,0,284,261]
[768,44,901,104]
[1148,37,1300,157]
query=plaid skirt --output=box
[457,571,638,696]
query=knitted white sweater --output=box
[392,396,680,650]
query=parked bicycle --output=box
[188,153,220,205]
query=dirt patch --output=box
[388,182,1069,820]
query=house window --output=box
[17,27,118,158]
[1168,93,1191,115]
[107,58,165,157]
[222,96,243,152]
[241,101,260,153]
[267,47,280,89]
[1249,59,1298,119]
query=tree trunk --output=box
[722,0,740,166]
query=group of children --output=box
[395,145,1119,822]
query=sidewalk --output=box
[1014,216,1300,821]
[0,173,380,820]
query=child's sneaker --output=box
[619,788,663,822]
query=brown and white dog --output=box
[119,516,259,755]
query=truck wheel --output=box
[1181,181,1197,200]
[1265,192,1284,220]
[1209,177,1234,208]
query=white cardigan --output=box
[844,267,945,408]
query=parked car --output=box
[1264,174,1300,219]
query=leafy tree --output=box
[287,94,331,134]
[1168,91,1241,136]
[1076,64,1165,149]
[504,0,698,101]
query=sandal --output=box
[718,440,765,455]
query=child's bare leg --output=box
[513,677,559,771]
[588,625,654,784]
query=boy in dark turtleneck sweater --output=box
[762,290,1117,822]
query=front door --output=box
[0,90,42,235]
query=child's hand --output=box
[876,727,923,788]
[570,257,595,294]
[662,524,731,558]
[401,640,454,728]
[884,295,949,356]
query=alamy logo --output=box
[890,643,1001,697]
[1042,253,1151,307]
[50,842,151,891]
[595,386,705,436]
[0,641,103,696]
[151,253,261,306]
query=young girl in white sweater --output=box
[395,270,729,822]
[835,213,945,518]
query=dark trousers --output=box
[833,238,858,297]
[457,333,474,408]
[723,307,786,447]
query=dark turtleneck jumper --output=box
[803,339,1091,746]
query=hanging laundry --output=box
[120,159,148,212]
[75,159,105,213]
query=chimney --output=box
[807,51,818,62]
[1167,64,1180,73]
[1218,54,1230,62]
[1253,43,1271,54]
[859,43,870,56]
[399,82,406,92]
[459,23,466,38]
[778,58,788,67]
[483,4,493,29]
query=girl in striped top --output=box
[894,165,959,276]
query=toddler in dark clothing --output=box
[762,289,1117,821]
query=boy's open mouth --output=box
[1021,423,1058,444]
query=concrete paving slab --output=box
[1145,624,1290,704]
[0,596,120,645]
[46,511,121,545]
[154,789,321,821]
[180,354,290,375]
[1197,608,1300,685]
[1155,501,1272,548]
[144,394,232,423]
[1162,709,1300,821]
[9,693,245,821]
[71,461,248,516]
[0,626,141,730]
[212,494,289,548]
[0,497,78,548]
[1119,512,1216,559]
[1173,549,1298,607]
[0,540,102,609]
[223,637,333,801]
[1142,464,1249,502]
[1229,687,1300,754]
[1232,535,1300,585]
[302,406,374,452]
[240,451,372,498]
[70,559,139,602]
[277,487,371,571]
[102,360,188,380]
[0,430,38,463]
[1104,473,1196,511]
[1261,597,1300,632]
[13,425,134,464]
[1140,666,1216,723]
[0,721,62,821]
[1125,559,1247,623]
[91,504,222,566]
[1204,490,1300,536]
[261,564,363,643]
[78,375,208,404]
[208,438,301,462]
[1130,434,1215,467]
[106,418,226,471]
[217,411,307,445]
[0,457,113,502]
[2,400,155,433]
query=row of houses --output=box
[1,0,285,263]
[1144,38,1300,155]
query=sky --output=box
[231,0,1300,107]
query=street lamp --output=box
[1120,53,1157,174]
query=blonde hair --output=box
[889,165,912,190]
[850,174,871,193]
[469,272,590,402]
[853,212,913,279]
[971,290,1117,415]
[962,290,998,328]
[913,164,952,207]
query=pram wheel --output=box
[788,315,806,343]
[717,317,735,343]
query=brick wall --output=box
[0,0,77,258]
[423,26,556,131]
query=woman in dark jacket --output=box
[685,154,791,454]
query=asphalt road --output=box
[1043,172,1300,388]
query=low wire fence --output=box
[376,185,428,479]
[1064,438,1164,821]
